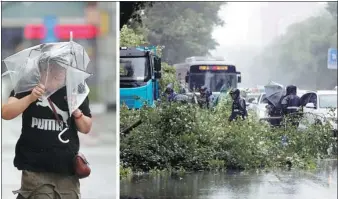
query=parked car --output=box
[250,92,270,120]
[245,93,260,110]
[298,90,337,134]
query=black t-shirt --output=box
[9,87,92,175]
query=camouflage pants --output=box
[13,170,80,199]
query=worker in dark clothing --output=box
[228,88,248,121]
[163,83,177,102]
[198,86,213,109]
[266,100,283,127]
[281,85,301,127]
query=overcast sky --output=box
[212,2,326,50]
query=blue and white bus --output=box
[174,56,242,97]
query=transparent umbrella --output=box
[2,32,92,143]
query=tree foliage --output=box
[120,25,146,47]
[326,2,337,18]
[119,1,153,29]
[251,3,337,89]
[120,101,336,173]
[140,2,226,63]
[159,62,180,92]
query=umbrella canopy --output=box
[2,41,91,116]
[3,31,92,144]
[264,81,285,107]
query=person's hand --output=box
[30,84,45,102]
[73,109,83,118]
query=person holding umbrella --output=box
[2,41,92,199]
[264,82,285,127]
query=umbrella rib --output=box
[49,59,91,74]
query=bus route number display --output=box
[199,65,228,71]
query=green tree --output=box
[140,2,226,63]
[120,2,153,29]
[326,2,337,18]
[120,25,146,47]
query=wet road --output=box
[2,111,117,199]
[121,160,337,199]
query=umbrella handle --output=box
[58,128,70,143]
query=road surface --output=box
[121,162,337,199]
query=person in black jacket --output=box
[281,85,301,127]
[266,100,283,127]
[229,88,248,121]
[163,83,177,102]
[198,86,213,109]
[2,60,92,199]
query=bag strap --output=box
[47,98,77,156]
[47,98,62,125]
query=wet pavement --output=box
[2,111,117,199]
[121,160,337,199]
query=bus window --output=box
[120,57,149,81]
[189,73,237,92]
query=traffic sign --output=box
[328,48,337,70]
[42,15,58,43]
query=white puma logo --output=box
[31,117,64,131]
[36,99,69,124]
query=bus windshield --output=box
[120,57,149,81]
[189,72,237,92]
